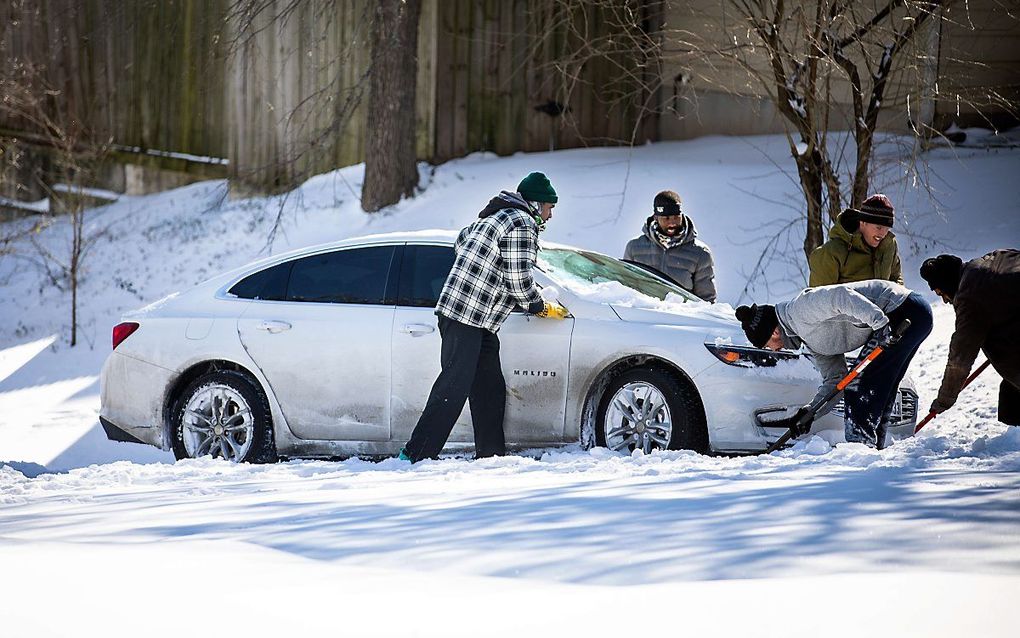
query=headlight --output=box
[703,343,800,368]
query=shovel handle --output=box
[913,360,992,435]
[892,318,912,341]
[913,410,938,434]
[763,428,796,454]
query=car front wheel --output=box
[595,366,708,454]
[171,370,277,463]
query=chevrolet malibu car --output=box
[99,231,917,462]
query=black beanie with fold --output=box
[735,304,779,348]
[920,254,965,298]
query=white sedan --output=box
[99,231,917,462]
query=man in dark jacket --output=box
[736,280,932,448]
[920,250,1020,425]
[401,172,568,463]
[808,193,904,287]
[623,190,716,302]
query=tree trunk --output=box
[361,0,423,212]
[796,148,826,259]
[70,269,77,347]
[70,204,81,347]
[850,133,872,209]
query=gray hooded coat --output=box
[623,215,716,302]
[776,280,912,409]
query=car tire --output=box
[171,369,277,463]
[595,366,708,454]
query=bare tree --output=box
[713,0,948,257]
[0,61,111,347]
[361,0,423,212]
[545,0,1018,261]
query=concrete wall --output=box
[657,0,1018,141]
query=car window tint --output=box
[228,261,292,300]
[398,245,455,307]
[286,246,396,304]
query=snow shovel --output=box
[757,318,912,454]
[913,360,991,434]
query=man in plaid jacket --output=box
[401,172,567,462]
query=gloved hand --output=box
[929,397,954,415]
[773,405,814,437]
[866,323,894,350]
[535,301,569,319]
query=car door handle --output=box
[400,323,435,336]
[256,320,292,334]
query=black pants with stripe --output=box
[844,293,933,448]
[404,316,507,462]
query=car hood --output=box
[609,301,740,332]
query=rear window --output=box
[228,262,292,300]
[285,245,397,304]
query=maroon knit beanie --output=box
[857,194,895,227]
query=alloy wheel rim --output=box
[604,382,672,453]
[182,384,254,461]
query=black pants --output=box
[844,293,933,448]
[985,319,1020,426]
[404,316,507,462]
[1000,380,1020,425]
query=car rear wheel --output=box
[171,370,277,463]
[595,366,708,454]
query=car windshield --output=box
[537,247,699,303]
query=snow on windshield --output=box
[539,248,735,320]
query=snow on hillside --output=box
[1,133,1019,637]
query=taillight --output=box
[112,322,139,350]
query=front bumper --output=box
[829,387,919,437]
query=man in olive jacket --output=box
[808,194,904,287]
[623,190,716,302]
[920,250,1020,425]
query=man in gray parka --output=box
[624,190,717,302]
[736,280,932,448]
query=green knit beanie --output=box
[517,172,558,204]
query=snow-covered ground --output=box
[1,133,1019,636]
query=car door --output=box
[236,244,400,441]
[389,243,573,445]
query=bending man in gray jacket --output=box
[736,280,932,448]
[623,190,717,302]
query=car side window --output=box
[397,245,455,307]
[228,261,292,300]
[286,245,397,304]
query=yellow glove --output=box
[536,301,569,319]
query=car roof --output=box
[197,230,616,304]
[243,229,586,269]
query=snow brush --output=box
[912,360,991,434]
[758,318,912,454]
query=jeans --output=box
[844,292,933,448]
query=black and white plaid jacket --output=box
[436,191,545,332]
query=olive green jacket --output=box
[808,211,904,287]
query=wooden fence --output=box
[432,0,659,162]
[1,0,657,192]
